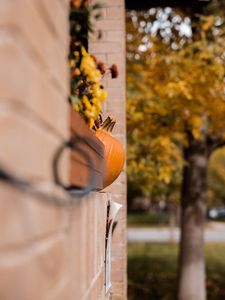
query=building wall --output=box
[89,0,127,298]
[0,0,126,299]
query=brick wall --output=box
[89,0,127,299]
[0,0,127,299]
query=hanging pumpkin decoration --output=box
[95,116,125,188]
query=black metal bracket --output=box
[0,134,97,207]
[52,134,97,197]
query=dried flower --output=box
[71,0,82,9]
[110,64,119,78]
[90,54,98,65]
[71,68,81,77]
[97,62,107,75]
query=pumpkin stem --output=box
[108,120,116,132]
[101,116,116,132]
[101,116,112,129]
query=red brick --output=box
[106,7,125,20]
[66,192,108,299]
[111,257,124,270]
[106,101,126,113]
[0,185,67,249]
[111,269,124,282]
[92,0,123,6]
[103,181,126,195]
[116,171,127,185]
[112,294,126,300]
[76,1,127,295]
[0,39,68,137]
[112,282,125,295]
[0,0,127,299]
[95,20,124,31]
[38,0,69,42]
[106,31,125,42]
[111,242,126,258]
[43,279,71,300]
[0,236,68,300]
[107,53,125,70]
[0,0,68,93]
[106,76,124,88]
[0,109,66,180]
[112,226,126,244]
[113,134,126,147]
[89,42,122,54]
[106,87,125,98]
[111,121,126,135]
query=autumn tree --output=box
[127,6,225,300]
[127,8,190,203]
[208,148,225,206]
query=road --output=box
[128,222,225,243]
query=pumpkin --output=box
[95,116,125,188]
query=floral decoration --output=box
[69,0,119,128]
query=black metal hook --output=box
[0,134,98,207]
[0,164,69,207]
[52,134,97,197]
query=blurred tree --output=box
[127,8,190,205]
[126,4,225,300]
[208,147,225,206]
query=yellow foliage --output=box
[127,20,225,197]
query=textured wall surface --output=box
[89,0,127,299]
[0,0,126,299]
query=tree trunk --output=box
[168,203,176,243]
[177,141,208,300]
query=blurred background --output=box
[125,0,225,299]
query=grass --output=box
[127,212,225,228]
[128,243,225,300]
[128,212,170,227]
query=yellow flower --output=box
[84,110,96,119]
[99,89,107,102]
[80,48,102,82]
[82,95,92,110]
[92,84,99,96]
[92,84,107,102]
[80,56,97,74]
[88,118,95,129]
[81,46,88,57]
[74,51,80,58]
[92,98,101,111]
[70,60,76,68]
[74,104,80,112]
[70,45,108,125]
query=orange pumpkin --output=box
[95,117,125,188]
